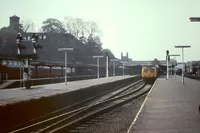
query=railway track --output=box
[8,79,151,133]
[184,74,200,80]
[5,79,142,132]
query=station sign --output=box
[110,59,119,61]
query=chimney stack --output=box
[126,52,128,58]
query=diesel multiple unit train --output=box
[141,65,158,82]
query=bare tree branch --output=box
[64,17,102,39]
[85,21,100,37]
[64,16,74,34]
[93,36,102,46]
[64,17,103,48]
[20,20,35,33]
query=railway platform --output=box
[128,76,200,133]
[0,75,137,106]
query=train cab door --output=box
[142,67,148,77]
[146,67,153,77]
[150,67,155,77]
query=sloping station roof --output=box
[123,59,177,67]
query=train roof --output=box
[142,65,159,68]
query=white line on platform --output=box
[126,79,157,133]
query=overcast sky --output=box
[0,0,200,61]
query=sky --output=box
[0,0,200,62]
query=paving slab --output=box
[0,75,136,106]
[128,76,200,133]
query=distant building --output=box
[121,52,132,62]
[9,15,20,31]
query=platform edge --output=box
[126,78,157,133]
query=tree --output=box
[93,36,102,46]
[74,18,86,38]
[64,17,102,40]
[20,20,35,32]
[41,18,66,33]
[0,19,33,34]
[87,34,94,43]
[64,17,87,38]
[79,36,88,44]
[85,21,101,38]
[64,16,74,34]
[0,27,16,34]
[102,49,115,59]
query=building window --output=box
[8,60,13,66]
[14,61,17,66]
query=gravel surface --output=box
[68,95,146,133]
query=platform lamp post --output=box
[105,52,110,78]
[110,59,118,77]
[121,61,126,76]
[189,17,200,116]
[174,46,191,84]
[93,56,104,79]
[166,50,169,80]
[169,54,180,79]
[189,17,200,22]
[122,63,125,76]
[58,48,74,85]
